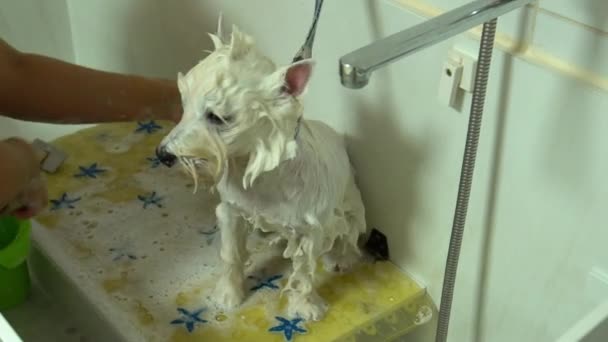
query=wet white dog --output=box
[156,22,366,321]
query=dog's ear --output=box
[266,59,315,97]
[241,60,314,188]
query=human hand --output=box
[10,176,48,219]
[0,138,48,219]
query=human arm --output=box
[0,39,181,124]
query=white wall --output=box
[3,0,608,341]
[66,0,222,79]
[0,0,73,60]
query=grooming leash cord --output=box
[292,0,324,140]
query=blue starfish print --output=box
[135,120,162,134]
[137,192,163,209]
[50,193,81,211]
[147,156,161,168]
[249,274,283,292]
[269,317,307,341]
[74,163,107,178]
[170,308,208,333]
[108,247,137,261]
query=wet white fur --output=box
[159,20,366,321]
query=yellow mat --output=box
[35,122,434,342]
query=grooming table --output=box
[33,122,433,342]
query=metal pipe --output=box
[435,19,497,342]
[339,0,533,88]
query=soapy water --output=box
[414,305,433,326]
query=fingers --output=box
[22,177,48,216]
[13,206,38,220]
[8,177,48,219]
[4,137,41,180]
[1,138,47,219]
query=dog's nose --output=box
[156,146,177,167]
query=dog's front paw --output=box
[212,277,245,310]
[287,292,328,321]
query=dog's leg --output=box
[323,174,366,273]
[323,236,361,273]
[284,235,327,321]
[213,202,248,310]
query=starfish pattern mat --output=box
[33,121,434,342]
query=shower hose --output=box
[435,18,498,342]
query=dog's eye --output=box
[206,111,231,125]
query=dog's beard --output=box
[179,156,202,193]
[176,131,227,194]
